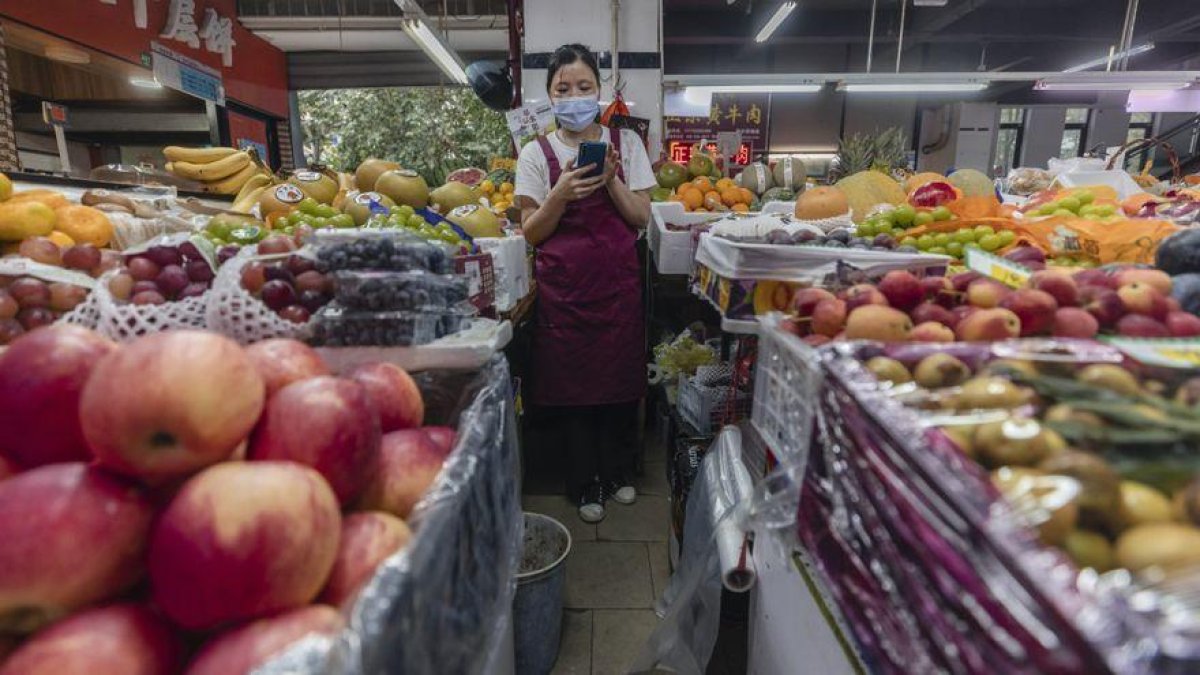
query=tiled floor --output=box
[521,436,672,674]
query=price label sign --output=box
[1103,338,1200,369]
[965,248,1030,288]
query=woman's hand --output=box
[601,143,621,186]
[548,158,607,204]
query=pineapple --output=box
[831,133,874,182]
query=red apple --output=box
[788,288,835,318]
[0,604,180,675]
[951,271,982,293]
[1167,297,1183,313]
[1080,286,1126,328]
[1052,307,1099,339]
[0,464,153,634]
[248,377,380,505]
[1073,269,1119,290]
[780,316,807,338]
[0,455,17,482]
[149,462,341,630]
[244,338,330,397]
[1004,245,1046,268]
[911,301,958,328]
[1116,268,1172,294]
[877,271,923,312]
[1118,283,1170,321]
[910,322,955,343]
[186,606,343,675]
[951,305,978,326]
[320,512,412,608]
[843,305,913,341]
[1000,289,1058,336]
[1117,314,1170,338]
[347,362,425,433]
[842,284,889,312]
[920,276,957,308]
[423,426,457,454]
[1166,311,1200,338]
[956,308,1021,342]
[81,331,266,483]
[966,279,1012,309]
[357,429,453,519]
[1029,270,1080,308]
[811,299,847,338]
[0,326,116,468]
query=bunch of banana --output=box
[163,146,273,196]
[230,173,278,213]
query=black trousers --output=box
[548,402,639,501]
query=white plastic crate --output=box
[677,364,752,435]
[649,201,798,276]
[751,313,823,462]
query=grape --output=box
[48,283,87,312]
[9,278,49,308]
[0,276,13,288]
[332,214,355,229]
[914,212,934,227]
[62,244,101,272]
[931,206,953,221]
[156,265,189,298]
[0,318,24,345]
[1059,197,1081,213]
[258,235,296,256]
[928,246,948,256]
[933,233,952,248]
[298,289,328,313]
[96,250,123,275]
[145,245,182,267]
[19,237,62,266]
[1053,209,1074,217]
[873,234,895,249]
[766,229,791,245]
[791,230,817,245]
[17,307,55,330]
[128,257,161,282]
[978,234,1002,252]
[997,230,1017,247]
[178,282,209,300]
[315,204,338,219]
[295,271,329,294]
[856,222,875,238]
[1076,191,1095,205]
[407,215,426,229]
[899,237,917,248]
[285,255,315,276]
[185,259,215,283]
[279,305,311,324]
[242,262,268,293]
[916,235,935,251]
[109,273,135,301]
[131,290,166,305]
[218,246,240,265]
[288,211,307,226]
[954,229,976,244]
[261,280,298,311]
[973,225,996,239]
[298,198,319,215]
[892,205,916,227]
[178,241,202,261]
[0,292,14,319]
[132,280,159,296]
[264,266,296,286]
[946,242,965,258]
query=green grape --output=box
[316,204,338,219]
[1053,209,1075,217]
[876,212,895,228]
[916,234,936,250]
[297,197,319,215]
[1076,191,1095,205]
[964,242,981,251]
[931,206,953,221]
[1094,204,1117,217]
[287,211,306,226]
[933,233,953,248]
[978,234,1001,252]
[928,246,948,256]
[312,217,330,229]
[334,214,356,228]
[951,229,973,245]
[946,242,964,258]
[997,230,1016,246]
[397,205,416,218]
[857,222,875,238]
[974,225,995,238]
[914,212,934,227]
[1058,197,1081,213]
[899,236,917,248]
[892,228,908,238]
[892,205,916,227]
[407,215,427,229]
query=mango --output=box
[0,201,56,241]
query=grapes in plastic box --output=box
[310,231,453,274]
[332,270,469,311]
[309,304,475,347]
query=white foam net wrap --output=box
[204,246,311,345]
[60,269,208,341]
[794,212,856,233]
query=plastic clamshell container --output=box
[332,270,470,311]
[311,233,454,274]
[309,303,477,347]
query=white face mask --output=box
[552,95,600,132]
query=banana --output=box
[232,185,269,213]
[207,164,262,195]
[170,152,251,182]
[231,173,274,208]
[163,145,241,164]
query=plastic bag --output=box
[204,245,312,344]
[1048,157,1108,176]
[1005,168,1055,196]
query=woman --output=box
[514,44,656,523]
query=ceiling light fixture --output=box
[840,82,988,92]
[1035,73,1194,91]
[1063,43,1155,73]
[755,2,797,43]
[128,76,162,89]
[401,19,468,85]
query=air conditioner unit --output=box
[913,0,950,6]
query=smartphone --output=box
[577,141,607,179]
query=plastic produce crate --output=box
[750,313,823,463]
[677,364,752,435]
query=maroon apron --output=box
[529,131,646,406]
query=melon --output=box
[772,157,807,191]
[687,153,715,179]
[345,191,396,226]
[656,162,688,190]
[446,167,487,187]
[288,170,339,205]
[904,171,947,194]
[833,170,907,223]
[355,159,401,192]
[736,163,774,195]
[429,181,480,213]
[948,169,996,198]
[375,170,430,209]
[794,187,849,220]
[446,205,504,239]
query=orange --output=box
[669,192,686,204]
[692,177,713,193]
[738,188,754,204]
[704,190,722,203]
[47,231,75,248]
[682,189,704,210]
[721,188,741,207]
[716,178,736,191]
[52,205,113,247]
[732,203,750,213]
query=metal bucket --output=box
[513,512,572,675]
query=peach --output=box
[789,288,836,318]
[956,308,1021,342]
[0,604,180,675]
[423,426,458,454]
[910,322,955,343]
[1081,286,1126,328]
[0,464,153,634]
[1000,289,1058,336]
[348,362,425,433]
[919,276,954,302]
[248,377,381,505]
[0,325,116,468]
[811,299,847,338]
[320,512,412,608]
[82,331,266,483]
[877,271,923,312]
[1074,269,1119,290]
[842,284,889,312]
[911,302,958,328]
[1117,314,1170,338]
[148,462,341,631]
[951,305,978,326]
[1029,270,1079,308]
[966,279,1011,309]
[844,305,913,341]
[357,429,453,519]
[1166,311,1200,338]
[1116,268,1172,295]
[1052,307,1100,339]
[1118,283,1170,321]
[951,271,982,293]
[186,606,343,675]
[243,338,330,397]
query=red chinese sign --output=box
[664,94,768,167]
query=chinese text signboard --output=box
[664,94,768,167]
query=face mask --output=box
[552,95,600,132]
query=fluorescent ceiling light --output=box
[840,82,988,92]
[755,2,797,43]
[1035,74,1194,91]
[401,19,467,85]
[690,84,821,94]
[1063,43,1155,73]
[129,76,162,89]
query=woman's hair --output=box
[546,44,601,93]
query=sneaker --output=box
[577,482,607,523]
[607,481,637,505]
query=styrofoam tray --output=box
[650,201,798,276]
[316,318,513,373]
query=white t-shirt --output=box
[514,127,658,205]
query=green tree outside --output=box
[298,87,511,186]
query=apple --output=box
[357,429,453,519]
[1004,246,1047,268]
[186,606,343,675]
[789,288,836,318]
[877,271,923,312]
[1029,270,1080,308]
[951,305,978,326]
[1000,289,1058,336]
[0,604,180,675]
[320,512,412,607]
[919,276,956,307]
[956,308,1021,341]
[347,362,425,433]
[802,334,831,347]
[1166,311,1200,338]
[81,331,265,483]
[911,302,958,328]
[423,426,458,454]
[0,326,116,468]
[1073,269,1119,290]
[1167,297,1183,313]
[244,338,330,397]
[1080,286,1126,328]
[1116,268,1172,295]
[1052,308,1100,339]
[811,299,847,338]
[148,462,341,630]
[0,464,153,634]
[0,455,16,482]
[1117,314,1170,338]
[910,322,955,343]
[844,305,913,341]
[951,271,982,293]
[1118,283,1170,321]
[966,279,1012,309]
[842,284,889,312]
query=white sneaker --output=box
[578,482,607,523]
[611,484,637,505]
[578,501,606,523]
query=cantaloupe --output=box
[947,169,995,198]
[794,186,849,220]
[736,163,774,195]
[833,171,906,222]
[904,172,947,194]
[772,157,807,191]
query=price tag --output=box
[0,257,97,289]
[965,247,1030,288]
[1102,338,1200,369]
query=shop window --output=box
[993,108,1025,173]
[1060,108,1090,159]
[1125,112,1155,171]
